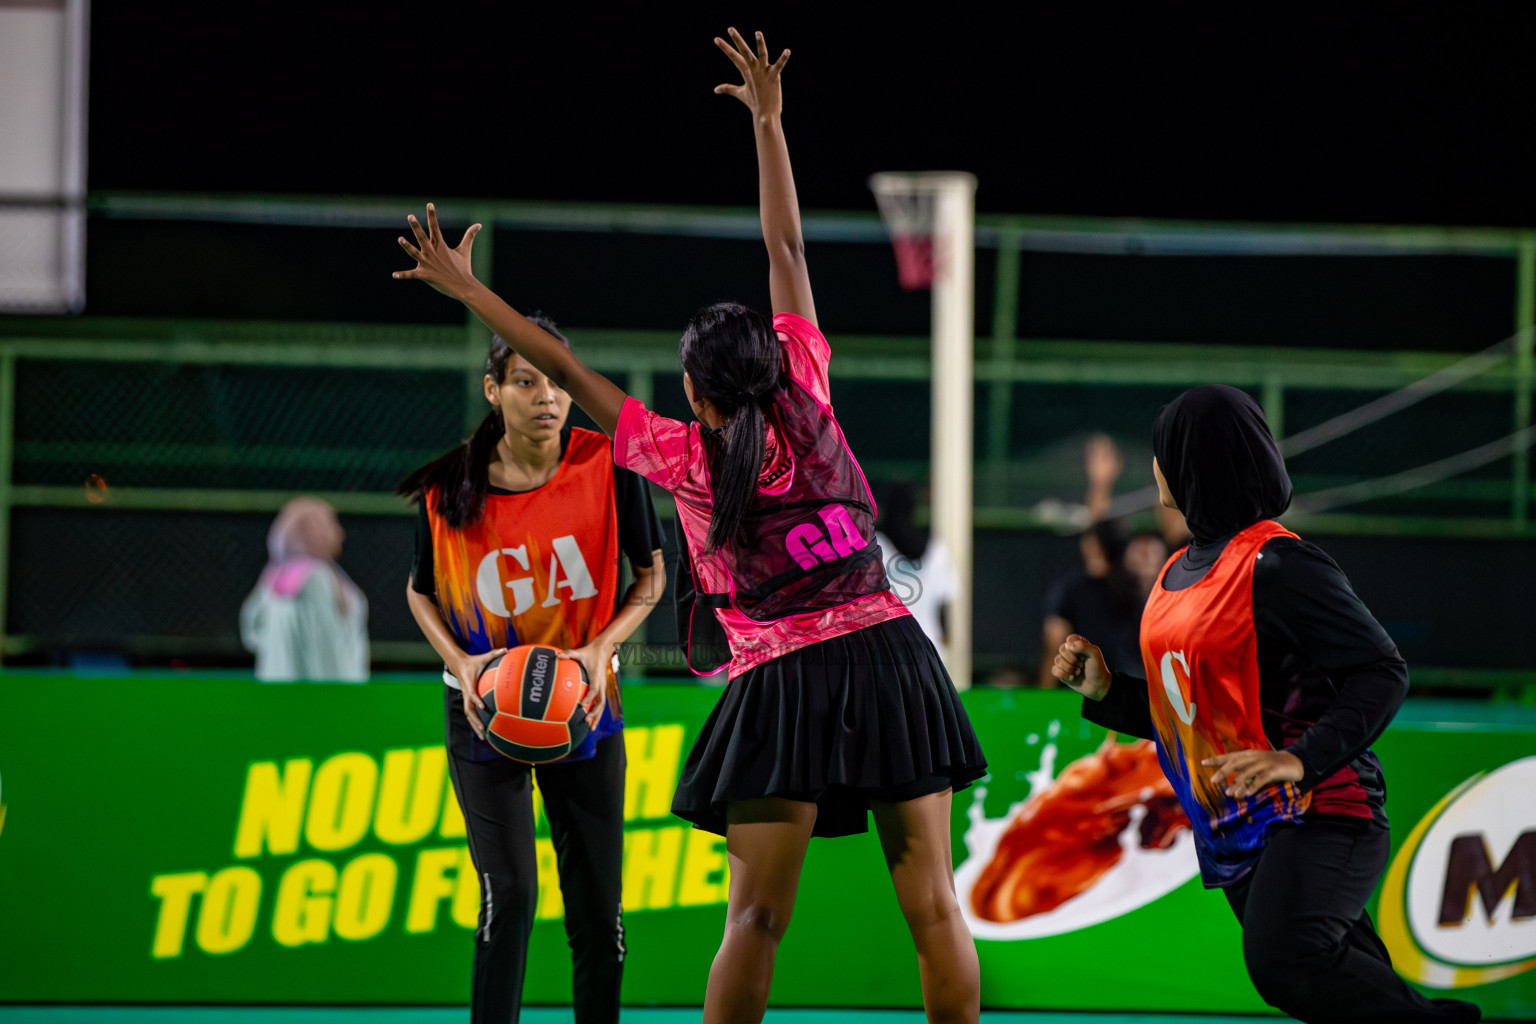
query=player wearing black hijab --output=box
[1053,386,1479,1023]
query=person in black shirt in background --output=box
[1052,386,1478,1023]
[1039,518,1143,684]
[1038,435,1167,685]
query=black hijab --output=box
[1153,385,1292,545]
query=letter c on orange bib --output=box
[475,644,590,763]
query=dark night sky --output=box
[90,5,1534,227]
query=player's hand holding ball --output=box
[452,647,508,741]
[1053,634,1112,700]
[475,645,592,763]
[561,642,613,729]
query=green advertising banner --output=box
[0,675,1530,1015]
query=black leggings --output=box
[1226,818,1480,1024]
[445,686,627,1024]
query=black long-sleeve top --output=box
[1084,533,1408,823]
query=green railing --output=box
[2,193,1534,682]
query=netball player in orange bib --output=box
[1054,386,1478,1023]
[394,29,985,1024]
[398,320,665,1024]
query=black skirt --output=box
[671,613,987,838]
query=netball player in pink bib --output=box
[394,28,986,1024]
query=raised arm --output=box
[1084,433,1124,523]
[394,204,628,435]
[715,28,816,326]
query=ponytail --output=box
[706,398,767,551]
[678,302,782,553]
[395,408,504,528]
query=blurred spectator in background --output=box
[1085,429,1192,548]
[875,480,954,655]
[984,664,1030,689]
[1038,435,1158,686]
[1040,518,1144,685]
[1126,529,1171,596]
[240,496,369,682]
[1082,431,1121,523]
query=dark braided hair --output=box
[679,302,781,551]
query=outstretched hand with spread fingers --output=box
[714,27,790,118]
[393,203,481,301]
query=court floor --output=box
[0,1009,1274,1024]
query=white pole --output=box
[930,174,977,689]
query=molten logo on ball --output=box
[525,648,551,709]
[476,644,590,764]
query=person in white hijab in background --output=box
[240,496,369,682]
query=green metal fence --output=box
[1,194,1534,675]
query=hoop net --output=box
[869,172,939,291]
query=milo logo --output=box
[1379,756,1536,989]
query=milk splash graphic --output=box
[954,720,1201,941]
